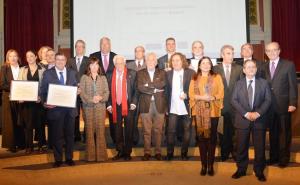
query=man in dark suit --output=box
[40,53,78,168]
[158,37,176,70]
[90,37,117,143]
[137,52,166,161]
[106,55,137,161]
[165,52,195,161]
[126,45,147,145]
[231,59,271,182]
[67,39,89,142]
[213,45,243,161]
[235,43,265,78]
[264,42,298,167]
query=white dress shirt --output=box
[170,69,188,115]
[147,69,155,101]
[10,65,20,80]
[135,59,144,67]
[222,63,232,74]
[55,67,67,84]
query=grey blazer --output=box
[213,63,243,113]
[126,60,147,72]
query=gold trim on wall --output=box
[249,0,259,25]
[60,0,70,30]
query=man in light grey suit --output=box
[158,37,176,70]
[126,46,147,145]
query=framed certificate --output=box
[46,84,77,108]
[10,81,39,101]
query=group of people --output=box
[0,36,298,182]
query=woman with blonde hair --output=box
[0,49,25,152]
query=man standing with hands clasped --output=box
[231,59,271,181]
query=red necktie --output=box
[116,72,122,105]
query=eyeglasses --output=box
[266,49,279,53]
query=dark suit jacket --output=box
[213,63,243,113]
[89,51,116,79]
[107,68,138,108]
[231,77,271,129]
[67,56,89,82]
[157,54,168,70]
[126,60,147,72]
[137,68,167,114]
[263,59,298,113]
[166,68,195,114]
[235,58,266,78]
[40,67,78,117]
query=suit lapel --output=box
[253,79,260,109]
[265,61,272,81]
[272,59,282,81]
[243,78,251,110]
[50,68,60,84]
[219,65,228,88]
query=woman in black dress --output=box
[18,50,45,153]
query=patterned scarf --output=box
[194,75,213,138]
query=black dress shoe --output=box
[256,173,266,182]
[65,160,75,166]
[232,171,246,179]
[200,165,207,176]
[155,154,162,161]
[9,147,17,153]
[221,156,229,162]
[124,155,132,161]
[267,159,279,165]
[165,153,174,161]
[142,154,151,161]
[53,161,63,168]
[112,152,123,160]
[207,165,214,176]
[181,153,189,161]
[278,162,288,168]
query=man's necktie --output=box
[248,80,253,109]
[270,61,276,79]
[59,72,64,85]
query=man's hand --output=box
[107,106,112,113]
[44,103,56,109]
[288,106,296,112]
[179,93,187,100]
[130,104,136,110]
[77,87,81,95]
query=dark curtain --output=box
[272,0,300,71]
[4,0,53,64]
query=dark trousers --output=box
[167,114,191,154]
[10,102,25,149]
[132,103,140,145]
[198,118,218,166]
[269,111,291,164]
[108,113,116,143]
[115,104,134,156]
[219,112,235,158]
[236,124,266,175]
[48,109,75,162]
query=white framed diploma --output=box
[10,81,39,101]
[46,84,77,108]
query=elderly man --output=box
[137,52,166,161]
[107,55,137,161]
[264,42,298,168]
[213,45,243,161]
[188,40,205,71]
[90,37,117,143]
[158,37,176,70]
